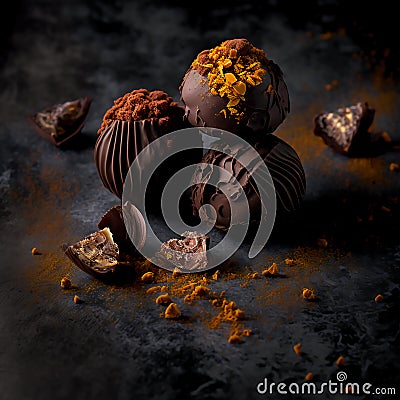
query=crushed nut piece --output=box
[146,286,161,295]
[73,295,83,304]
[31,247,40,255]
[141,271,154,283]
[335,355,345,366]
[305,372,313,381]
[172,267,182,278]
[302,288,317,301]
[374,294,383,302]
[389,163,399,172]
[212,270,220,280]
[60,277,72,289]
[293,342,302,356]
[164,302,181,319]
[156,293,172,305]
[262,263,280,276]
[228,334,242,344]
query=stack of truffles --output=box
[65,38,306,279]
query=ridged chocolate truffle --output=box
[179,38,289,136]
[191,134,306,230]
[94,89,193,208]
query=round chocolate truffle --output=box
[94,89,197,210]
[191,134,305,230]
[179,38,290,136]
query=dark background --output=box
[1,1,400,399]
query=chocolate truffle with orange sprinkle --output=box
[179,38,290,136]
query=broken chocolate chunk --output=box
[157,231,209,272]
[65,227,128,281]
[313,102,375,156]
[29,96,92,146]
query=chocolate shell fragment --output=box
[157,231,209,272]
[191,134,306,230]
[98,205,136,255]
[29,96,92,146]
[179,38,289,137]
[313,102,375,156]
[65,227,125,281]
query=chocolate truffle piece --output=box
[191,134,306,230]
[313,102,375,156]
[97,205,136,255]
[94,89,200,211]
[156,231,209,272]
[29,96,92,146]
[65,228,123,281]
[179,38,289,136]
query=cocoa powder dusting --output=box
[97,88,184,135]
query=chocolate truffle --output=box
[313,102,375,156]
[65,227,122,281]
[94,89,197,209]
[29,96,92,146]
[191,134,306,230]
[179,38,289,136]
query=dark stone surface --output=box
[1,1,400,399]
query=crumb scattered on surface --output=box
[155,293,172,305]
[302,288,317,301]
[164,302,181,319]
[141,271,155,283]
[389,163,399,172]
[317,238,328,248]
[60,277,72,289]
[335,355,345,366]
[305,372,313,381]
[31,247,40,255]
[146,286,161,295]
[262,262,280,276]
[73,295,83,304]
[374,294,383,302]
[293,342,302,355]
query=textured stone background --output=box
[1,1,399,399]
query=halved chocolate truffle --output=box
[179,38,289,136]
[65,227,123,281]
[29,96,92,146]
[191,134,306,230]
[313,102,375,156]
[94,89,200,211]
